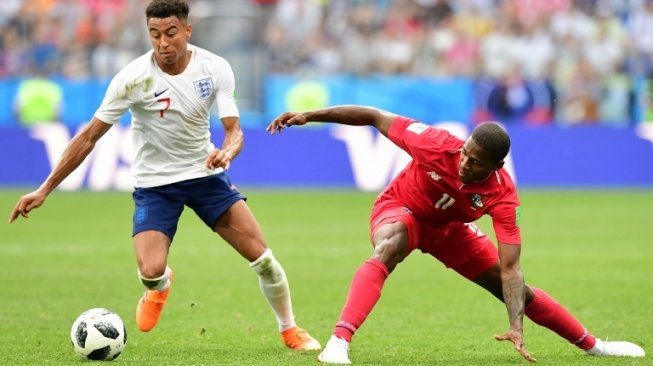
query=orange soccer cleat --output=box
[136,271,173,332]
[281,326,322,351]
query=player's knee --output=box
[372,227,408,268]
[138,264,169,289]
[138,262,167,280]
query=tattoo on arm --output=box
[502,274,525,329]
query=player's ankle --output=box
[334,322,355,342]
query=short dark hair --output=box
[145,0,190,21]
[471,122,511,163]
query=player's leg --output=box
[319,199,420,364]
[134,231,174,332]
[189,173,319,350]
[473,264,645,357]
[132,186,183,332]
[332,221,408,342]
[213,199,321,350]
[452,228,645,357]
[471,259,598,348]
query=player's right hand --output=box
[495,330,537,363]
[266,112,308,134]
[9,190,47,223]
[205,148,232,170]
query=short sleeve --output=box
[94,74,133,124]
[214,58,239,119]
[489,181,521,245]
[387,116,461,162]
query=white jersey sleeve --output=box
[213,57,239,119]
[94,54,152,124]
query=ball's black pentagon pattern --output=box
[94,321,120,339]
[123,325,127,344]
[87,345,111,360]
[75,321,88,348]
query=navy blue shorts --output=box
[132,173,246,241]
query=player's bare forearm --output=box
[304,105,391,127]
[9,118,110,223]
[501,269,526,331]
[498,265,534,362]
[267,105,397,136]
[221,117,243,158]
[497,242,526,330]
[41,119,111,194]
[495,242,536,362]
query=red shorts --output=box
[370,198,499,280]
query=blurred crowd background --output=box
[2,0,653,127]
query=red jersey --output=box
[380,116,521,245]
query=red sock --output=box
[525,288,596,350]
[333,258,389,342]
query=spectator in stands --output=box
[625,0,653,77]
[1,0,651,126]
[369,2,423,74]
[557,59,602,124]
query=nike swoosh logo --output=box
[154,88,169,97]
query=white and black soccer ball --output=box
[70,308,127,361]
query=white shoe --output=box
[585,338,645,357]
[318,335,351,364]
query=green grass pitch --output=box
[1,189,651,365]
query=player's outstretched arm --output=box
[266,105,397,137]
[494,242,537,363]
[8,117,112,223]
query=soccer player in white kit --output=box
[8,0,321,352]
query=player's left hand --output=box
[495,330,537,363]
[205,148,232,170]
[266,112,308,134]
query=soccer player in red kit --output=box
[266,105,646,364]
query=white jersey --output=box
[94,44,239,188]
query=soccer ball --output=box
[70,308,127,361]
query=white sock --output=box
[250,249,296,331]
[138,266,171,291]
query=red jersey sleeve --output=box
[387,116,462,163]
[488,173,521,245]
